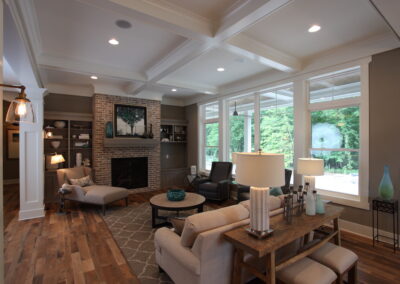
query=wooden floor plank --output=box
[4,184,400,283]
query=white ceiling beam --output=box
[46,83,93,97]
[4,0,44,88]
[140,0,297,87]
[214,0,292,41]
[368,0,400,40]
[124,82,145,94]
[108,0,213,39]
[225,34,302,72]
[145,39,216,82]
[158,78,218,95]
[37,54,146,82]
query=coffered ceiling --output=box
[3,0,400,104]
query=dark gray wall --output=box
[340,48,400,230]
[44,93,92,113]
[161,104,186,120]
[185,104,198,168]
[3,98,19,180]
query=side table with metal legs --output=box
[58,188,72,214]
[372,198,399,253]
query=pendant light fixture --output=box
[233,101,239,116]
[1,84,35,124]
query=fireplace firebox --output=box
[111,157,148,189]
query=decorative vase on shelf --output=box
[76,153,82,167]
[51,141,61,149]
[105,121,113,138]
[54,121,66,129]
[378,165,394,200]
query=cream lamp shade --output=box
[297,158,324,176]
[51,154,65,165]
[233,152,285,187]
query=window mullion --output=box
[254,92,260,151]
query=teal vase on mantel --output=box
[378,165,394,200]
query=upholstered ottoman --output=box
[309,242,358,284]
[276,257,337,284]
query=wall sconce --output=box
[1,84,35,124]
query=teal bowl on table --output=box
[167,189,186,201]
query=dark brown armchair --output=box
[194,162,233,201]
[237,168,292,203]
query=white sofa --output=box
[154,195,289,284]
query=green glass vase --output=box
[378,165,394,201]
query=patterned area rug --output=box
[103,202,209,284]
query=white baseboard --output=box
[19,207,45,221]
[3,179,19,185]
[339,219,398,244]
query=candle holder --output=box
[283,194,294,224]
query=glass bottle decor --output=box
[306,190,316,216]
[105,121,113,138]
[316,194,325,214]
[378,165,394,200]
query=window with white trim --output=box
[202,102,219,171]
[307,67,367,206]
[260,85,294,169]
[227,95,255,160]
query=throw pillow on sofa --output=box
[70,175,94,187]
[169,217,186,235]
[270,187,284,196]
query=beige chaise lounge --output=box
[56,166,129,215]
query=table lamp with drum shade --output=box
[297,158,324,192]
[233,152,285,238]
[51,153,65,169]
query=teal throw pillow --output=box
[270,187,283,196]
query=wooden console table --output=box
[224,205,343,284]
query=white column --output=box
[219,99,227,161]
[19,88,46,220]
[0,1,4,280]
[293,79,308,189]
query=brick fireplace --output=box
[93,94,160,192]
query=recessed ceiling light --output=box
[108,38,119,45]
[308,25,321,33]
[217,67,225,72]
[115,20,132,29]
[205,91,212,94]
[90,75,98,80]
[171,88,177,92]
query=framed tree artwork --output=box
[114,104,147,137]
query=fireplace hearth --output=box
[111,157,148,189]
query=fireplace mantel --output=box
[104,138,159,148]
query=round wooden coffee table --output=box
[150,192,206,228]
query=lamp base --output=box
[246,227,274,239]
[304,175,316,192]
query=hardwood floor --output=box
[4,185,400,283]
[3,183,19,228]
